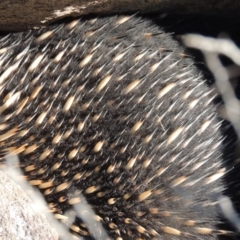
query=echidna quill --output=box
[0,15,235,239]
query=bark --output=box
[0,0,239,31]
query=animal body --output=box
[0,15,235,239]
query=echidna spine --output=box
[0,15,233,239]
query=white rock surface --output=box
[0,170,58,240]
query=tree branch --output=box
[0,0,240,31]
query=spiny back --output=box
[0,15,229,239]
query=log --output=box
[0,0,239,31]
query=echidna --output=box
[0,15,235,239]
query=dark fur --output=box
[0,15,233,239]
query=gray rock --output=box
[0,170,58,240]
